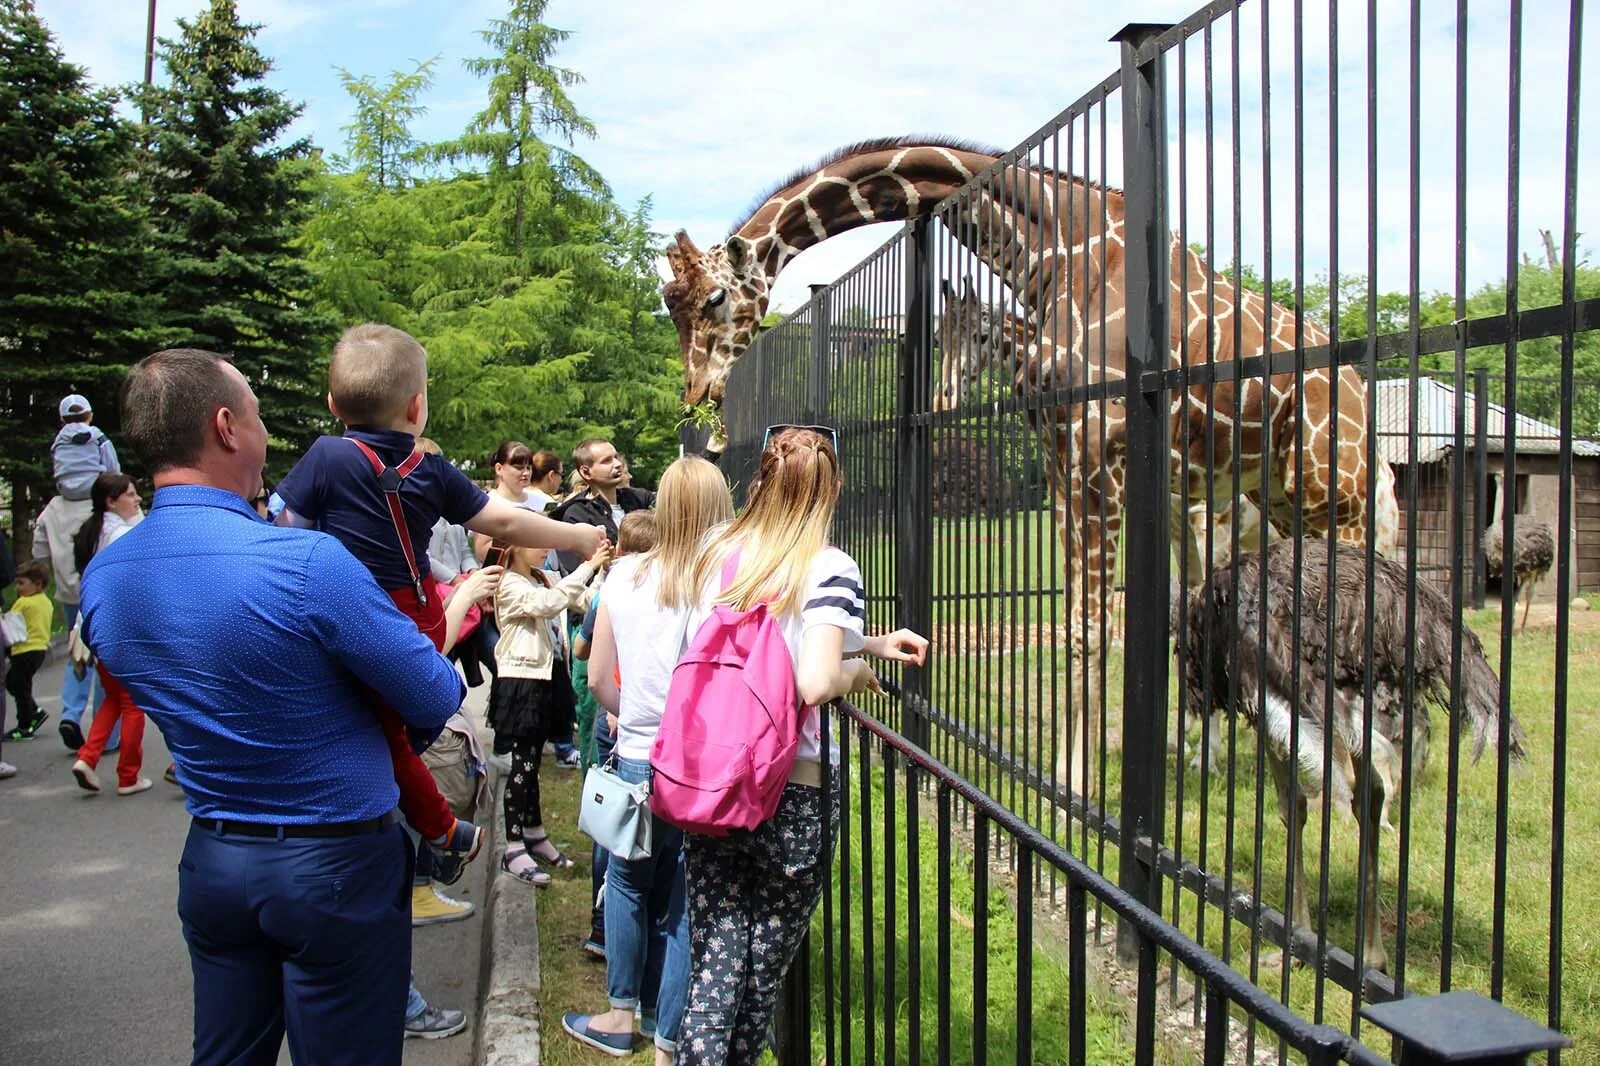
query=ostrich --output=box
[1178,538,1526,972]
[1482,519,1556,632]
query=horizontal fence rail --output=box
[718,0,1583,1061]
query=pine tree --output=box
[0,0,147,543]
[136,0,335,469]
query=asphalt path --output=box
[0,654,489,1066]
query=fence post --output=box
[808,283,832,425]
[1113,22,1174,965]
[771,937,813,1066]
[898,218,936,749]
[1473,367,1489,609]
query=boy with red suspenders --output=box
[275,323,608,871]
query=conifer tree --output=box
[136,0,334,467]
[0,0,147,540]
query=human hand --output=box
[870,629,930,666]
[587,540,613,570]
[568,523,608,558]
[457,565,503,605]
[606,712,619,738]
[849,658,882,696]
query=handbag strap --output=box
[349,438,428,607]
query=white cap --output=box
[59,394,91,417]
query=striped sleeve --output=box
[801,549,866,653]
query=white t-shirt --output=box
[602,555,694,761]
[528,488,557,514]
[685,545,867,766]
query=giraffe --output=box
[935,280,1406,783]
[663,136,1396,796]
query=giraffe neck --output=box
[733,143,1002,284]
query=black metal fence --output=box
[717,0,1584,1061]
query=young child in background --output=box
[572,508,658,959]
[490,537,610,886]
[3,561,55,740]
[51,394,120,502]
[274,322,607,872]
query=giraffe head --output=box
[663,230,771,408]
[934,278,1003,412]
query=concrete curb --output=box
[475,775,544,1066]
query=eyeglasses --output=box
[762,424,839,456]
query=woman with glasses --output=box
[671,426,927,1066]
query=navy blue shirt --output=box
[81,485,466,823]
[275,427,490,591]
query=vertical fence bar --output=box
[1113,21,1174,960]
[937,784,952,1066]
[1474,366,1491,609]
[900,217,936,750]
[808,283,831,429]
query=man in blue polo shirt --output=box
[81,348,466,1066]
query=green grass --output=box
[805,747,1138,1065]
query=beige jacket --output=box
[493,561,600,680]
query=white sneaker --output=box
[72,759,102,792]
[117,777,154,795]
[0,761,16,779]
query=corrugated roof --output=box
[1372,376,1600,465]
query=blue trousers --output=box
[178,819,413,1066]
[604,757,689,1053]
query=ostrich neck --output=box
[731,145,1002,284]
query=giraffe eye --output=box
[705,288,726,309]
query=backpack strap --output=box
[349,438,429,607]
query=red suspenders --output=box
[348,438,429,607]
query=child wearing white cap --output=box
[51,394,120,501]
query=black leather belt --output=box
[192,810,398,838]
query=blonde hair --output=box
[636,456,733,609]
[329,323,427,426]
[696,428,841,617]
[616,510,660,556]
[416,436,442,456]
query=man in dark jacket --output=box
[549,438,654,574]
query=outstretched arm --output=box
[862,629,930,664]
[438,566,502,654]
[466,495,608,557]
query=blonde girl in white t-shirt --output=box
[673,426,927,1066]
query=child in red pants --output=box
[70,664,147,794]
[273,324,607,867]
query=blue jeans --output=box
[604,756,689,1053]
[178,820,412,1065]
[405,975,427,1023]
[59,603,114,745]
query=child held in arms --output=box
[274,323,608,871]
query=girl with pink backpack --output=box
[668,427,927,1066]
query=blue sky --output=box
[30,0,1600,313]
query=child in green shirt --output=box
[4,560,54,740]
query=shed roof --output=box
[1372,376,1600,464]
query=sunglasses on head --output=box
[762,424,839,456]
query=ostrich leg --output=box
[1520,577,1535,633]
[1353,767,1390,974]
[1266,747,1313,940]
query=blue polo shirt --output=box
[275,427,490,592]
[81,485,466,823]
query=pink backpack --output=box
[649,553,802,835]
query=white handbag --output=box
[1,611,27,648]
[578,756,652,860]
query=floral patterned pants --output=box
[676,782,839,1066]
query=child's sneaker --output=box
[16,710,49,740]
[411,883,475,926]
[0,761,16,779]
[425,816,480,857]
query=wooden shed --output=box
[1372,376,1600,600]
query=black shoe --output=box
[18,710,49,740]
[58,717,83,750]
